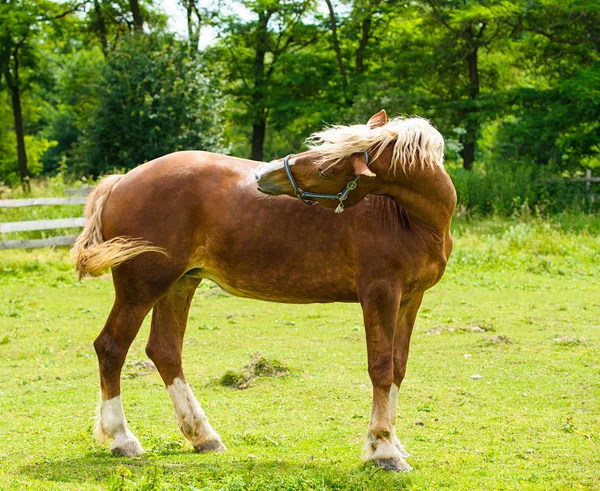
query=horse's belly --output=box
[198,266,358,304]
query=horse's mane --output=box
[306,116,445,173]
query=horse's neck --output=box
[374,165,456,237]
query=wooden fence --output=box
[574,169,600,200]
[0,191,90,250]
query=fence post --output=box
[585,169,592,193]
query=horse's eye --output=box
[318,168,331,179]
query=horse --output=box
[71,110,456,472]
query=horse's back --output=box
[102,151,255,238]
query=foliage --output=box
[71,33,227,176]
[448,163,599,216]
[0,0,599,212]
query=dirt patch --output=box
[426,324,495,335]
[124,359,156,378]
[479,335,514,346]
[553,336,588,347]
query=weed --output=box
[219,352,290,389]
[478,335,514,346]
[552,336,588,347]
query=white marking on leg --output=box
[167,377,226,451]
[389,383,410,458]
[95,394,144,456]
[362,384,411,471]
[389,383,399,425]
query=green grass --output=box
[0,216,599,490]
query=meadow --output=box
[0,214,599,490]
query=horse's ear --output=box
[367,110,387,129]
[351,153,376,177]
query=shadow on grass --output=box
[18,451,414,489]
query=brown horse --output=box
[71,110,456,472]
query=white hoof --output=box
[110,431,145,457]
[393,435,410,459]
[363,432,406,463]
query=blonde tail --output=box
[71,175,168,279]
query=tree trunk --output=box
[250,10,271,161]
[324,0,349,103]
[8,81,29,189]
[461,40,480,171]
[93,0,108,56]
[11,83,29,185]
[251,120,266,161]
[355,14,371,74]
[129,0,143,30]
[185,0,201,54]
[4,57,29,189]
[460,139,475,171]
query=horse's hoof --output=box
[194,438,227,453]
[373,457,413,472]
[110,437,145,457]
[393,439,410,459]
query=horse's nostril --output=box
[255,165,268,182]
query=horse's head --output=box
[255,111,387,211]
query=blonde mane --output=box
[306,116,445,173]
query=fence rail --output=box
[0,235,80,251]
[0,217,86,234]
[0,188,89,250]
[0,197,87,208]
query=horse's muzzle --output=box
[255,167,285,196]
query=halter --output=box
[283,151,370,214]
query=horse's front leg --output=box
[390,293,423,460]
[359,279,412,472]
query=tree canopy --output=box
[0,0,598,211]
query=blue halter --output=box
[283,151,370,214]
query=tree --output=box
[212,0,320,161]
[0,0,80,189]
[493,0,600,171]
[180,0,203,55]
[129,0,143,30]
[75,34,227,175]
[322,0,390,107]
[417,0,520,170]
[82,0,167,57]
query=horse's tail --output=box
[71,175,168,279]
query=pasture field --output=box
[0,216,599,490]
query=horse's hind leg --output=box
[146,275,226,453]
[94,300,154,456]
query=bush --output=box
[72,33,228,176]
[448,163,598,216]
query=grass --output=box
[0,215,599,490]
